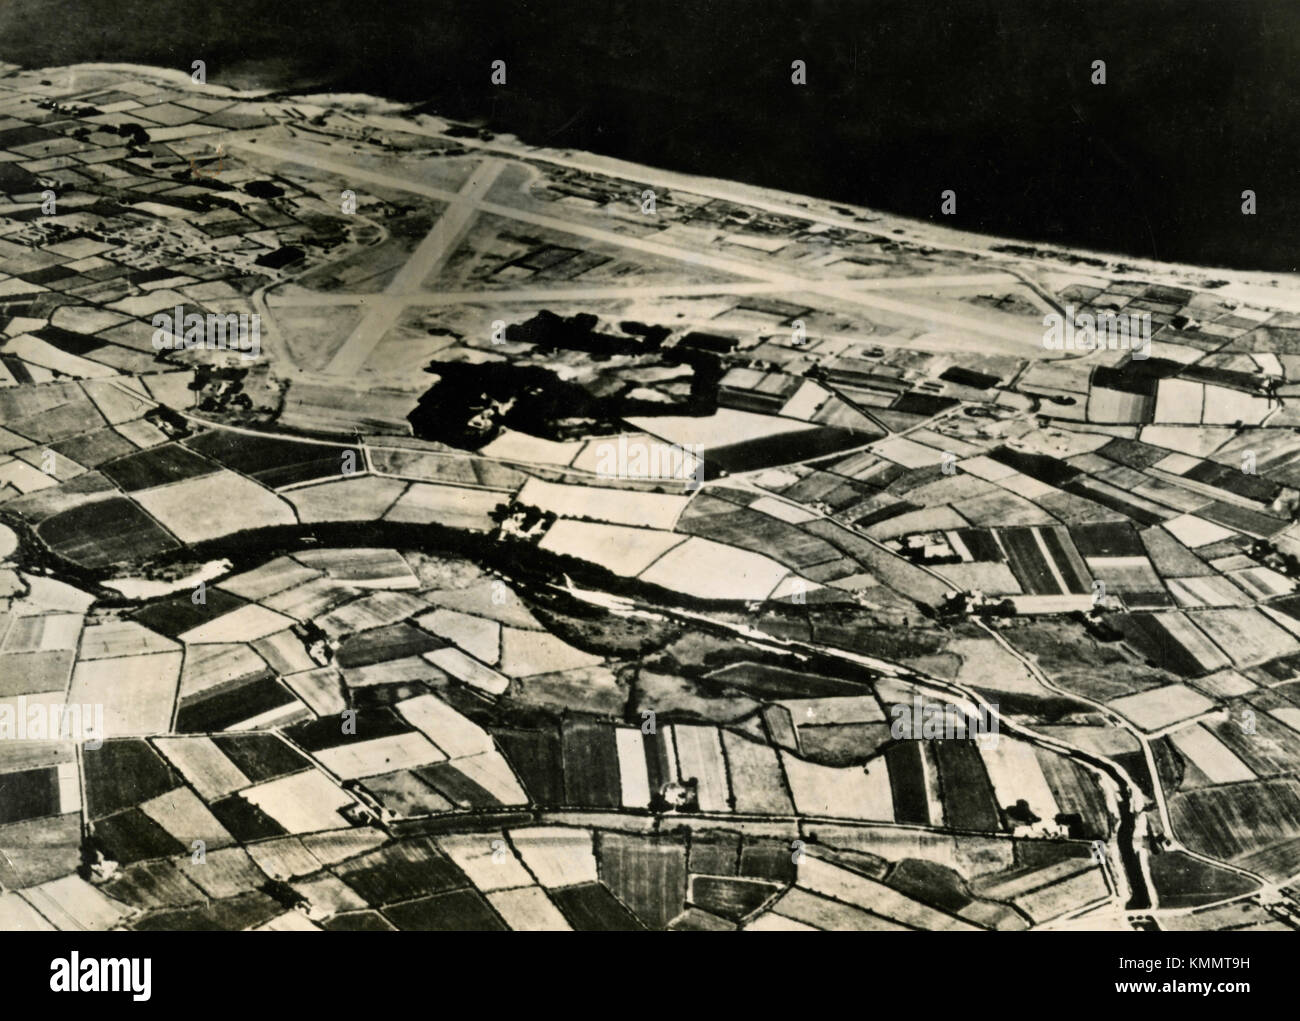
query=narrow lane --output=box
[555,576,1154,909]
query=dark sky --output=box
[2,0,1297,270]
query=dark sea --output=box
[2,0,1297,272]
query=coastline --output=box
[12,60,1300,314]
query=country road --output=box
[554,575,1154,911]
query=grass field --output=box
[185,430,360,489]
[934,740,1001,832]
[99,443,217,492]
[37,496,180,568]
[1170,778,1300,874]
[133,471,296,544]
